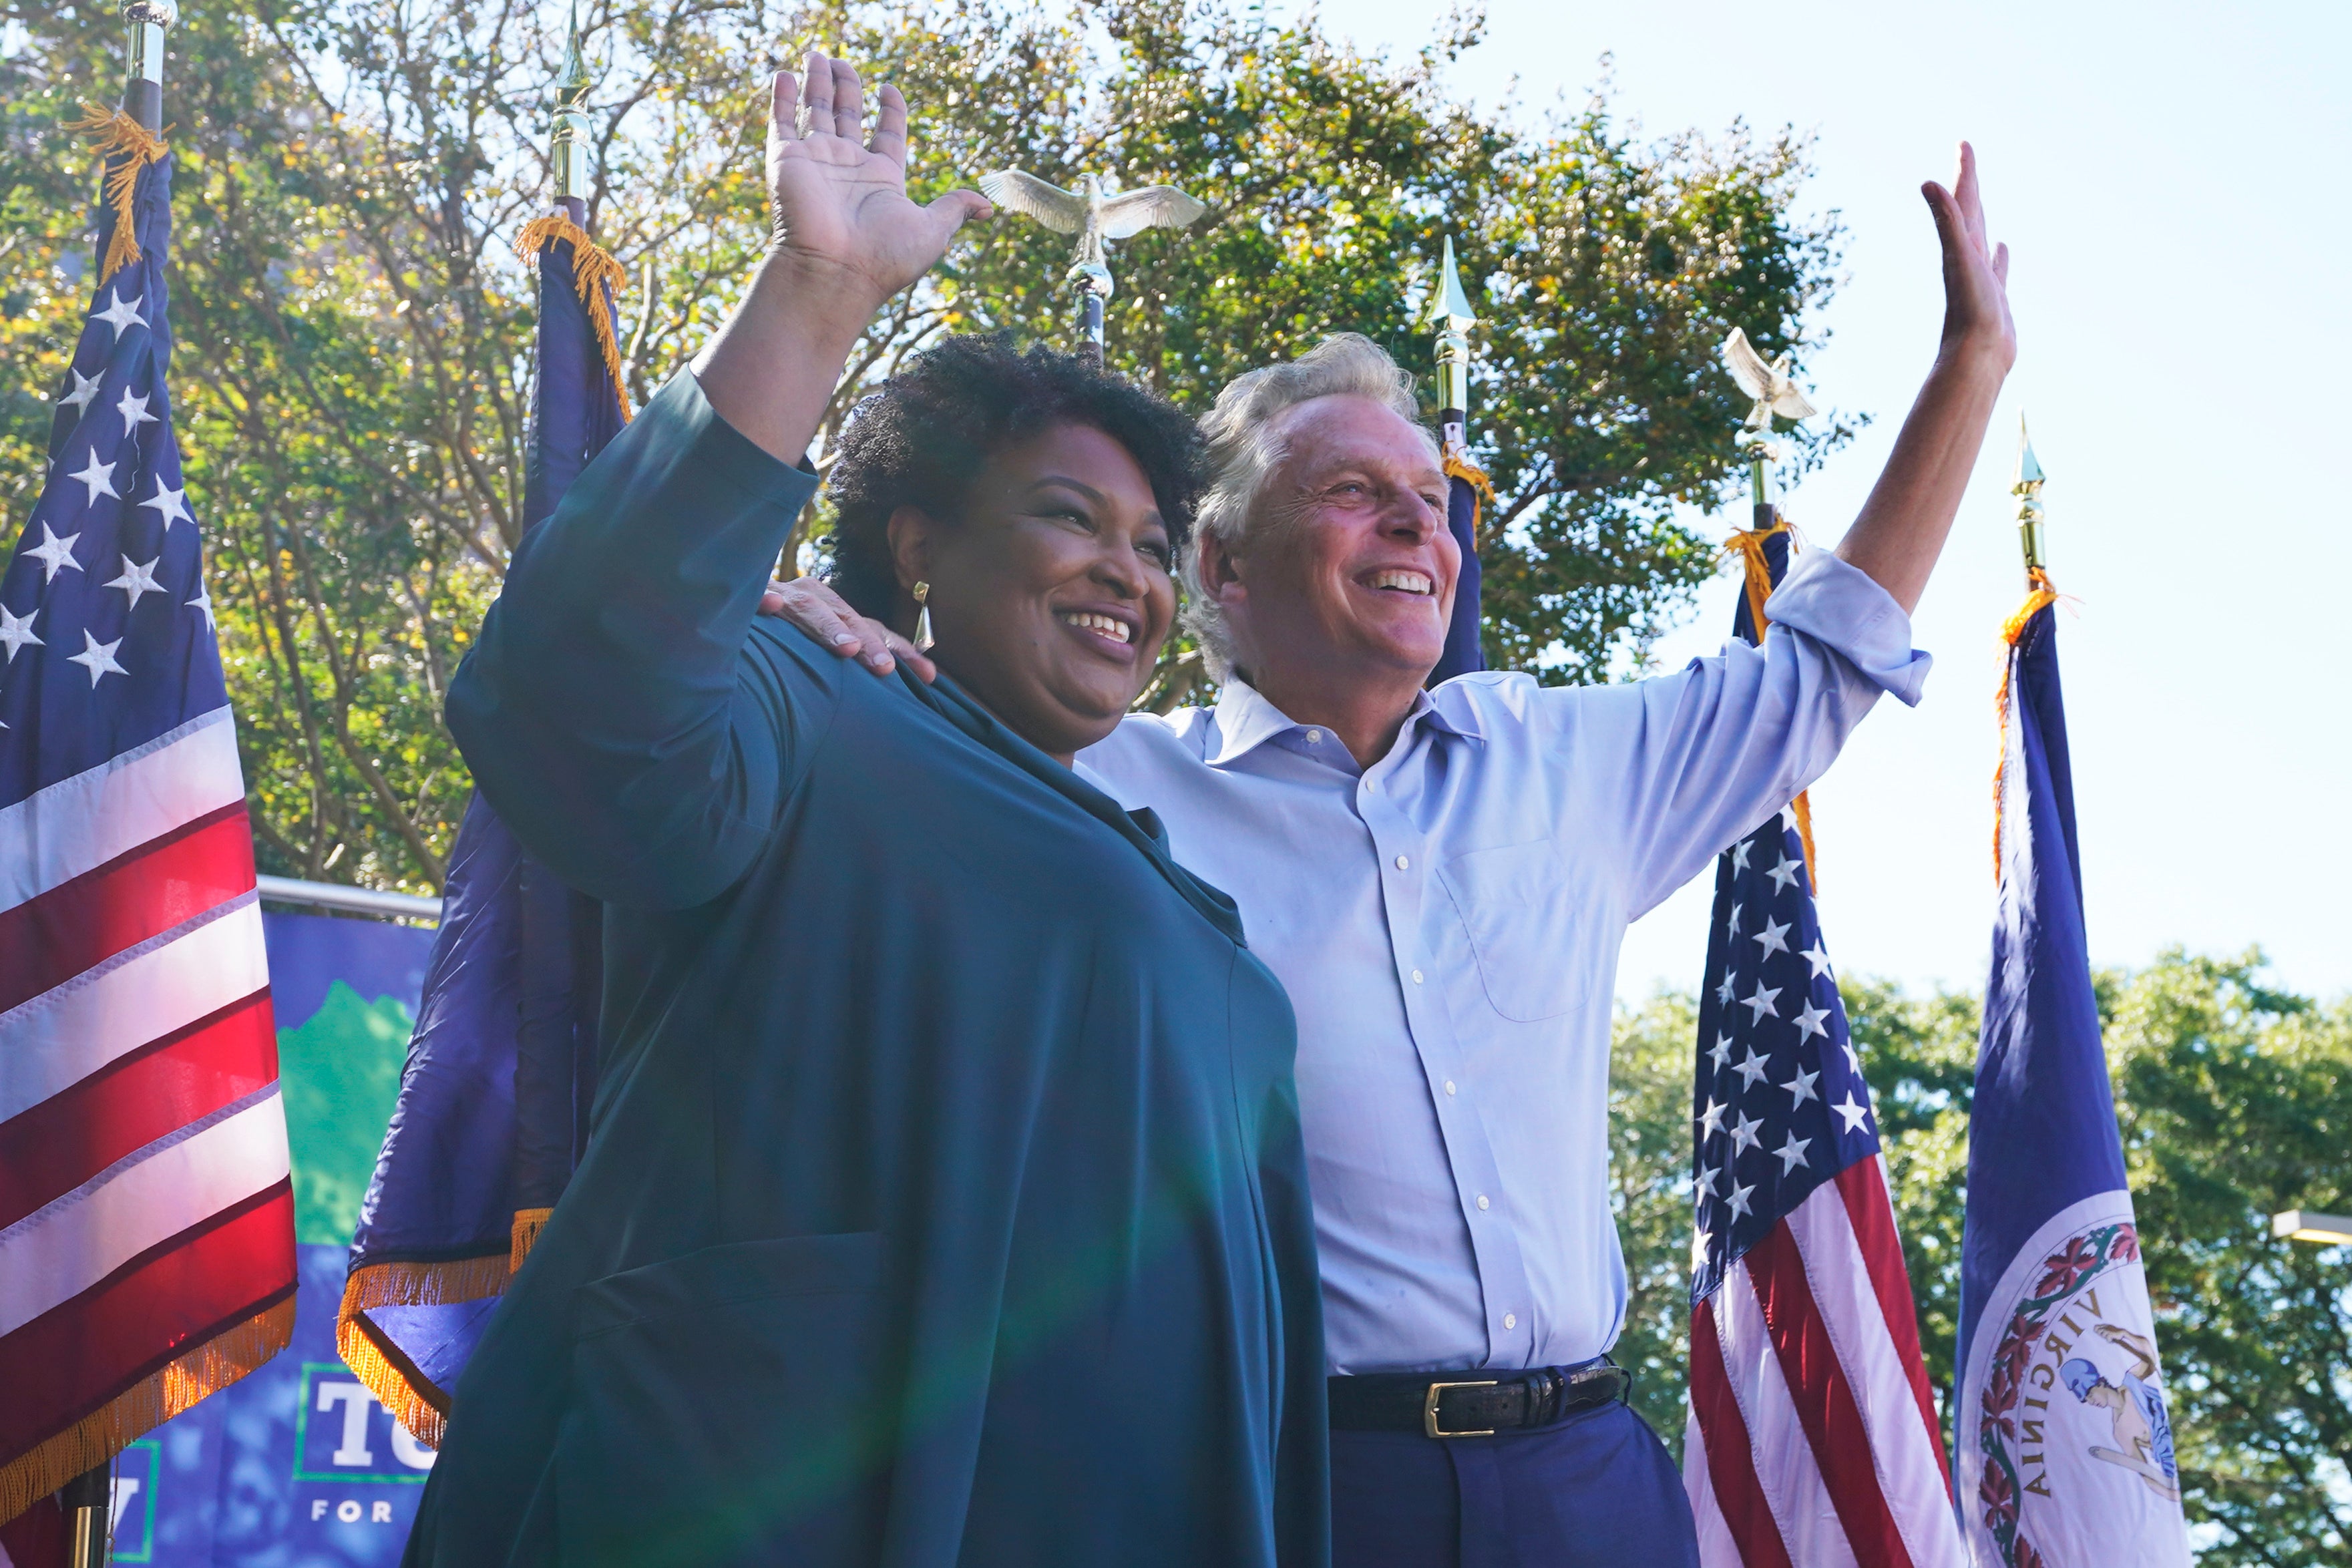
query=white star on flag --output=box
[91,286,146,339]
[1833,1093,1872,1134]
[65,628,128,686]
[1751,916,1792,958]
[116,386,158,444]
[0,603,41,660]
[1794,1000,1831,1042]
[1699,1098,1728,1136]
[1741,981,1781,1022]
[106,554,164,609]
[1724,902,1742,938]
[1781,1066,1820,1108]
[1731,839,1754,873]
[1726,1181,1756,1219]
[1715,973,1737,1006]
[1733,1046,1771,1090]
[140,479,194,531]
[59,367,102,418]
[1728,1111,1762,1155]
[68,450,120,508]
[1708,1033,1734,1070]
[25,523,83,582]
[1773,1131,1812,1174]
[1800,939,1833,979]
[186,586,215,630]
[1766,855,1802,894]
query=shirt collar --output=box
[1206,675,1483,769]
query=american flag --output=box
[0,132,293,1528]
[1680,526,1965,1568]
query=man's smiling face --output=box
[1213,392,1457,687]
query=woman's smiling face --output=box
[890,421,1177,763]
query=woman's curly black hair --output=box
[825,335,1205,618]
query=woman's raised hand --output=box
[765,51,993,313]
[692,54,989,461]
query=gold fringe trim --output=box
[65,105,169,286]
[334,1253,514,1450]
[1990,568,2062,883]
[1720,513,1794,649]
[0,1296,292,1529]
[510,1207,554,1272]
[1789,790,1818,894]
[1442,451,1494,546]
[516,212,632,419]
[1722,515,1820,889]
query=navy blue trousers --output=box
[1330,1400,1700,1568]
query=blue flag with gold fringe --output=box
[337,207,626,1447]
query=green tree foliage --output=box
[1610,952,2352,1563]
[0,0,1843,891]
[2108,953,2352,1564]
[1608,987,1702,1443]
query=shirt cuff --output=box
[666,365,825,514]
[1763,549,1933,707]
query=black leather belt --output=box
[1328,1359,1630,1439]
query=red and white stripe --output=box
[1684,1157,1966,1568]
[0,706,292,1477]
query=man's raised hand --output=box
[765,51,992,313]
[1923,142,2015,372]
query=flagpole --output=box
[549,0,590,227]
[1423,234,1489,683]
[120,0,173,134]
[2011,416,2047,580]
[1742,401,1775,532]
[61,6,179,1560]
[1070,260,1110,368]
[1432,234,1475,459]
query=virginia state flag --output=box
[335,208,624,1446]
[1951,578,2190,1566]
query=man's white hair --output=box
[1180,333,1437,679]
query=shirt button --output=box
[1477,1194,1491,1211]
[1394,854,1410,870]
[1411,969,1424,984]
[1306,728,1323,743]
[1444,1080,1456,1096]
[1504,1313,1518,1330]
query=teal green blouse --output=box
[405,370,1328,1568]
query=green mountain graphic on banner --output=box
[278,982,415,1246]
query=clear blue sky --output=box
[1284,0,2351,1005]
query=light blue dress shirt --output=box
[1076,549,1929,1376]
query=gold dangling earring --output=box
[912,581,934,651]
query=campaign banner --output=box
[110,910,436,1565]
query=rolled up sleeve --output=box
[1607,548,1931,917]
[1762,549,1933,708]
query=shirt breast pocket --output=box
[1438,837,1579,1022]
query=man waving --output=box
[776,144,2015,1565]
